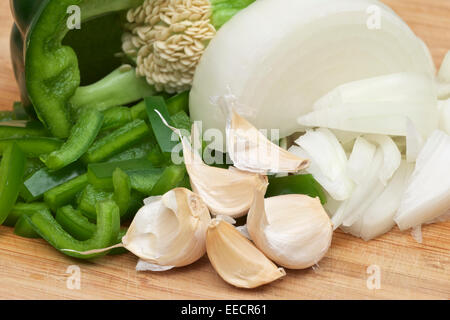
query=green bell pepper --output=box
[10,0,150,137]
[0,137,62,157]
[83,120,151,164]
[266,174,327,205]
[3,202,50,227]
[40,109,104,170]
[14,215,40,238]
[55,205,127,254]
[44,174,89,211]
[21,162,85,202]
[0,143,26,224]
[26,199,121,259]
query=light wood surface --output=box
[0,0,449,300]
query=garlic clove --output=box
[122,188,211,268]
[156,111,268,218]
[247,183,333,270]
[206,219,286,289]
[217,95,309,174]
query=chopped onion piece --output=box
[438,99,450,135]
[364,134,401,185]
[437,82,450,100]
[437,51,450,83]
[343,162,414,240]
[289,128,354,201]
[298,100,439,138]
[395,130,450,230]
[332,149,385,228]
[347,137,376,185]
[406,118,424,163]
[410,226,423,244]
[314,73,437,110]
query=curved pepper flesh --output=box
[26,199,121,259]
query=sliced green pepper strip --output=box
[129,169,164,195]
[87,159,156,190]
[102,106,132,131]
[0,137,62,157]
[55,205,96,241]
[266,174,327,205]
[44,174,89,211]
[113,168,131,216]
[26,200,120,259]
[14,215,40,238]
[146,96,179,153]
[55,206,127,254]
[21,162,85,202]
[41,109,104,171]
[0,143,26,224]
[130,100,146,121]
[0,121,48,139]
[147,144,171,167]
[77,184,113,220]
[83,120,151,163]
[166,91,189,116]
[4,202,50,227]
[106,141,154,163]
[150,165,187,196]
[171,111,192,133]
[23,158,45,178]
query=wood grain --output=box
[0,0,449,300]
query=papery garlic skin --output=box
[182,131,268,218]
[206,219,286,289]
[247,185,333,270]
[216,95,309,174]
[123,188,211,268]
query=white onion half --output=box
[190,0,435,141]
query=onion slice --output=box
[342,161,414,240]
[289,128,354,201]
[364,134,401,185]
[438,99,450,135]
[347,137,376,185]
[314,73,437,109]
[331,149,385,228]
[395,130,450,230]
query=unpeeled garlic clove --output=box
[216,95,309,174]
[206,219,286,289]
[247,184,333,270]
[122,188,211,268]
[156,111,268,218]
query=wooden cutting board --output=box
[0,0,449,300]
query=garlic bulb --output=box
[122,188,211,268]
[216,94,309,174]
[206,219,286,289]
[247,184,333,269]
[156,111,268,218]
